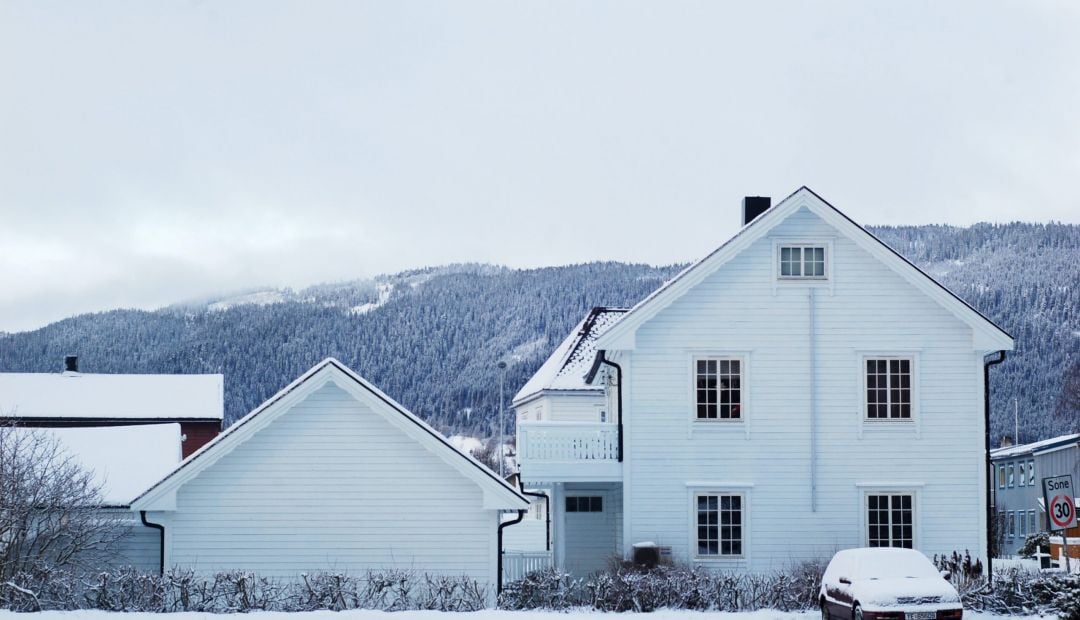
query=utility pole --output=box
[498,361,507,477]
[1014,398,1019,445]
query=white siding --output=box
[158,383,497,584]
[516,392,606,423]
[101,509,161,572]
[622,207,986,571]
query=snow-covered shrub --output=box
[1017,531,1050,559]
[498,567,578,610]
[932,549,983,596]
[499,559,826,612]
[0,568,488,612]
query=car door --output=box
[824,554,854,619]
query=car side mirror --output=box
[940,571,951,582]
[839,576,851,585]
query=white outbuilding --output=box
[132,358,527,595]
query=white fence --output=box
[502,550,553,582]
[517,422,619,462]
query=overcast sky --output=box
[1,1,1078,333]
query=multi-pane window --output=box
[1008,511,1016,538]
[867,493,913,548]
[1028,461,1036,486]
[565,496,602,513]
[779,245,826,278]
[1019,511,1027,536]
[696,494,743,556]
[866,358,912,419]
[1028,510,1038,535]
[695,358,742,420]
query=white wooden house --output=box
[511,187,1014,576]
[132,358,527,597]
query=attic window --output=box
[779,245,826,278]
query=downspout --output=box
[598,353,624,462]
[140,510,165,575]
[983,351,1006,588]
[809,289,817,512]
[521,489,551,551]
[497,509,526,596]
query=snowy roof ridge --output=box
[512,307,628,404]
[990,433,1080,459]
[0,372,224,420]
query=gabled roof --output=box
[512,307,627,405]
[594,186,1014,352]
[0,372,223,421]
[132,358,527,511]
[9,424,182,507]
[991,433,1080,460]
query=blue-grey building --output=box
[990,433,1080,556]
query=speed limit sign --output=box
[1043,475,1077,530]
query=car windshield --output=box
[854,550,940,580]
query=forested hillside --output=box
[0,223,1075,443]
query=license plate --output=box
[906,613,936,620]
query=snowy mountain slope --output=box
[0,223,1075,442]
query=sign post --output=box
[1042,475,1076,573]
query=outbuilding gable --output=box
[132,358,527,512]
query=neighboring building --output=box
[991,433,1080,558]
[28,424,185,571]
[512,187,1014,577]
[0,356,224,457]
[131,358,528,599]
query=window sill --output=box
[692,556,747,564]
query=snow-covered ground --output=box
[0,611,1046,620]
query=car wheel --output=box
[852,604,863,620]
[821,598,831,620]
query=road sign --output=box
[1043,475,1077,531]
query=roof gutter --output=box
[984,350,1006,587]
[596,352,624,463]
[140,510,165,575]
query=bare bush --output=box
[0,426,123,606]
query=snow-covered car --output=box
[819,548,963,620]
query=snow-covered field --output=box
[0,611,1048,620]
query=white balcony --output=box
[516,422,623,482]
[502,550,553,582]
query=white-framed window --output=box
[1007,464,1014,487]
[1028,460,1035,486]
[998,465,1006,489]
[1019,510,1027,536]
[565,496,603,513]
[1028,510,1038,535]
[694,493,744,557]
[866,493,914,548]
[1019,463,1026,487]
[865,358,913,420]
[694,357,742,421]
[1008,511,1016,538]
[778,245,826,278]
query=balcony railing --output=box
[518,422,619,462]
[502,550,553,582]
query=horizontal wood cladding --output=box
[622,208,986,571]
[166,383,496,581]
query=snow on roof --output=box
[0,372,224,420]
[512,307,627,404]
[14,424,183,506]
[991,433,1080,459]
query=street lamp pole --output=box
[498,361,507,477]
